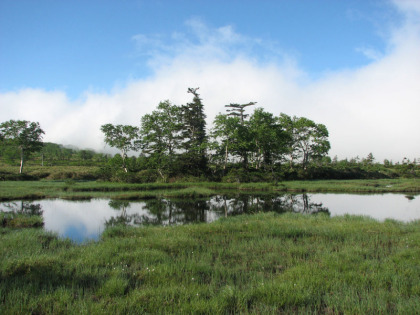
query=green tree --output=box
[279,114,330,169]
[248,108,289,169]
[139,100,182,178]
[100,124,140,172]
[78,149,94,161]
[211,113,253,170]
[0,120,44,173]
[364,153,375,166]
[179,88,208,175]
[210,114,241,171]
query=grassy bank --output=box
[1,213,419,313]
[0,212,43,228]
[0,164,100,181]
[0,178,419,201]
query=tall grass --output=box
[1,178,419,201]
[1,213,419,313]
[0,163,100,180]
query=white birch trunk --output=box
[19,149,24,174]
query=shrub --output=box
[135,169,159,183]
[222,168,250,183]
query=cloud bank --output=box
[1,1,419,162]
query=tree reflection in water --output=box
[104,193,330,227]
[0,201,44,227]
[0,201,43,216]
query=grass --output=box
[1,213,419,313]
[0,212,44,228]
[0,178,419,201]
[0,163,100,180]
[277,178,420,193]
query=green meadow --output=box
[1,213,419,314]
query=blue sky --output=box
[1,0,399,97]
[1,0,419,161]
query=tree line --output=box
[1,88,418,181]
[100,87,330,181]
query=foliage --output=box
[100,124,140,172]
[211,113,254,170]
[3,88,419,183]
[139,100,182,178]
[279,113,330,169]
[178,88,208,175]
[0,120,44,173]
[248,108,290,169]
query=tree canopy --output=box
[100,124,140,172]
[279,114,330,169]
[0,120,44,173]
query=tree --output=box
[78,149,94,161]
[248,108,289,169]
[211,113,254,170]
[210,114,241,170]
[211,100,259,171]
[278,114,330,169]
[364,153,375,166]
[225,102,257,124]
[179,88,208,174]
[100,124,140,172]
[139,100,182,178]
[0,120,44,173]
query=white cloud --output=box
[1,3,419,162]
[355,46,383,61]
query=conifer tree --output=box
[180,88,208,174]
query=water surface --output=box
[1,193,418,243]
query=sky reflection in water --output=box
[1,193,419,243]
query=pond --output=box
[1,193,419,243]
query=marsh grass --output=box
[162,187,215,198]
[0,163,100,180]
[1,178,419,201]
[279,178,420,193]
[0,212,44,228]
[1,213,419,313]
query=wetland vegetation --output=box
[1,212,419,313]
[1,177,419,313]
[1,90,419,313]
[1,178,420,201]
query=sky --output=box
[1,0,419,162]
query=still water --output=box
[1,193,419,243]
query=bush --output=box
[0,171,37,181]
[95,165,114,181]
[222,168,250,183]
[134,169,159,183]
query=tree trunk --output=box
[302,151,308,170]
[242,152,248,169]
[157,168,165,181]
[19,149,24,174]
[122,150,128,172]
[224,142,228,170]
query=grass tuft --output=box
[1,213,419,313]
